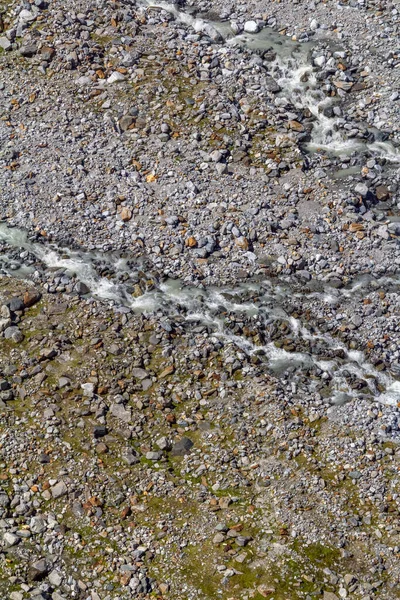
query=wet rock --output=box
[244,21,259,33]
[75,281,90,295]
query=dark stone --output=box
[20,44,37,57]
[75,281,90,295]
[171,437,194,456]
[9,297,24,312]
[23,289,42,308]
[93,425,108,439]
[38,453,50,464]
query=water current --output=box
[0,2,399,408]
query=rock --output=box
[4,326,24,343]
[323,593,339,600]
[131,368,149,380]
[376,225,389,239]
[30,515,47,533]
[96,442,108,454]
[40,46,56,61]
[333,81,354,92]
[288,120,305,132]
[107,71,126,84]
[119,115,134,131]
[29,558,49,581]
[354,183,369,197]
[19,44,37,57]
[81,382,95,397]
[0,304,10,319]
[9,297,24,312]
[75,281,90,295]
[48,570,63,587]
[159,583,170,594]
[265,77,281,93]
[122,448,139,466]
[93,425,107,438]
[375,185,389,201]
[244,21,259,33]
[3,532,19,547]
[24,289,42,308]
[156,437,170,451]
[0,318,11,333]
[171,437,194,456]
[121,207,132,222]
[314,55,326,68]
[146,451,162,460]
[19,9,36,23]
[186,236,198,248]
[216,163,228,175]
[0,493,10,507]
[51,481,68,499]
[0,37,12,51]
[110,403,132,423]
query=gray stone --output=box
[131,368,149,380]
[3,532,19,547]
[9,297,24,312]
[171,437,194,456]
[122,448,139,466]
[29,558,48,581]
[51,481,67,499]
[146,451,162,461]
[48,569,63,587]
[110,403,132,423]
[75,281,90,295]
[30,515,47,533]
[4,326,24,343]
[354,183,369,198]
[19,44,37,57]
[0,37,12,51]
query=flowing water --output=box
[0,222,399,407]
[141,0,400,162]
[0,4,399,408]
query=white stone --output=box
[107,71,126,84]
[244,20,259,33]
[314,55,326,67]
[0,37,11,51]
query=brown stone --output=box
[375,185,390,201]
[349,223,364,233]
[121,207,132,222]
[186,236,197,248]
[159,365,175,378]
[95,443,108,454]
[235,236,249,250]
[333,80,353,91]
[23,289,42,308]
[40,46,56,61]
[288,120,304,132]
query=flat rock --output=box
[171,437,194,456]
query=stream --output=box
[0,222,399,408]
